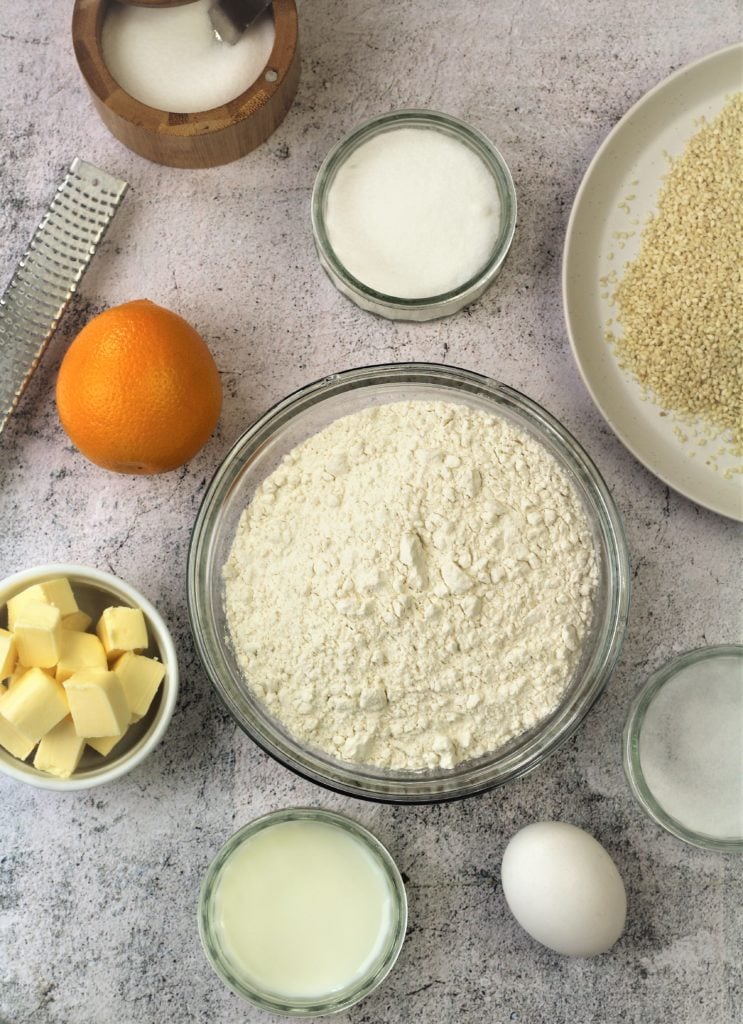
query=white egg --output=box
[500,821,627,956]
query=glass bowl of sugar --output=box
[311,110,517,320]
[623,644,743,852]
[188,363,630,802]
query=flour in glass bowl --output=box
[223,401,599,771]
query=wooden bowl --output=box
[72,0,300,168]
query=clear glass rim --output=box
[197,806,408,1015]
[188,362,630,803]
[310,109,518,314]
[622,643,743,853]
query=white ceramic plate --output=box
[563,44,742,521]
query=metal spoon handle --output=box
[210,0,273,45]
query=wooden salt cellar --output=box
[72,0,300,168]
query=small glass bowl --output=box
[311,110,517,321]
[0,563,178,791]
[188,363,630,802]
[623,644,743,852]
[198,807,408,1015]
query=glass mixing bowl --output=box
[188,364,630,802]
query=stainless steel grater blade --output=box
[0,158,128,433]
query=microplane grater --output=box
[0,158,128,433]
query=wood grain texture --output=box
[118,1,200,7]
[71,0,299,168]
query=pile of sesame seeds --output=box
[609,92,742,454]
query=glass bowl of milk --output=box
[198,807,407,1014]
[311,110,517,321]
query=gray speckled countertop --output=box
[0,2,740,1022]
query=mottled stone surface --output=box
[0,2,740,1023]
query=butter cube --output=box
[96,607,148,661]
[0,667,69,742]
[0,711,36,761]
[63,610,92,632]
[14,601,62,668]
[56,630,107,684]
[5,664,26,689]
[64,669,130,739]
[113,652,165,722]
[87,734,126,757]
[33,716,85,778]
[7,578,78,630]
[0,628,17,679]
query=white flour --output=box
[223,401,598,771]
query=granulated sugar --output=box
[102,0,275,113]
[223,401,598,771]
[638,653,743,840]
[324,128,501,299]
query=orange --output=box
[56,299,222,474]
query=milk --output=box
[324,126,502,299]
[101,0,275,113]
[213,818,395,998]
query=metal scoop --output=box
[119,2,272,46]
[209,0,273,45]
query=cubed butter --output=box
[5,664,27,689]
[56,630,107,684]
[7,578,79,630]
[113,652,165,722]
[0,667,69,742]
[0,709,36,760]
[14,601,62,668]
[0,628,17,679]
[63,610,92,632]
[96,607,148,661]
[64,669,130,739]
[87,734,125,757]
[33,716,85,778]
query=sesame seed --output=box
[610,93,742,453]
